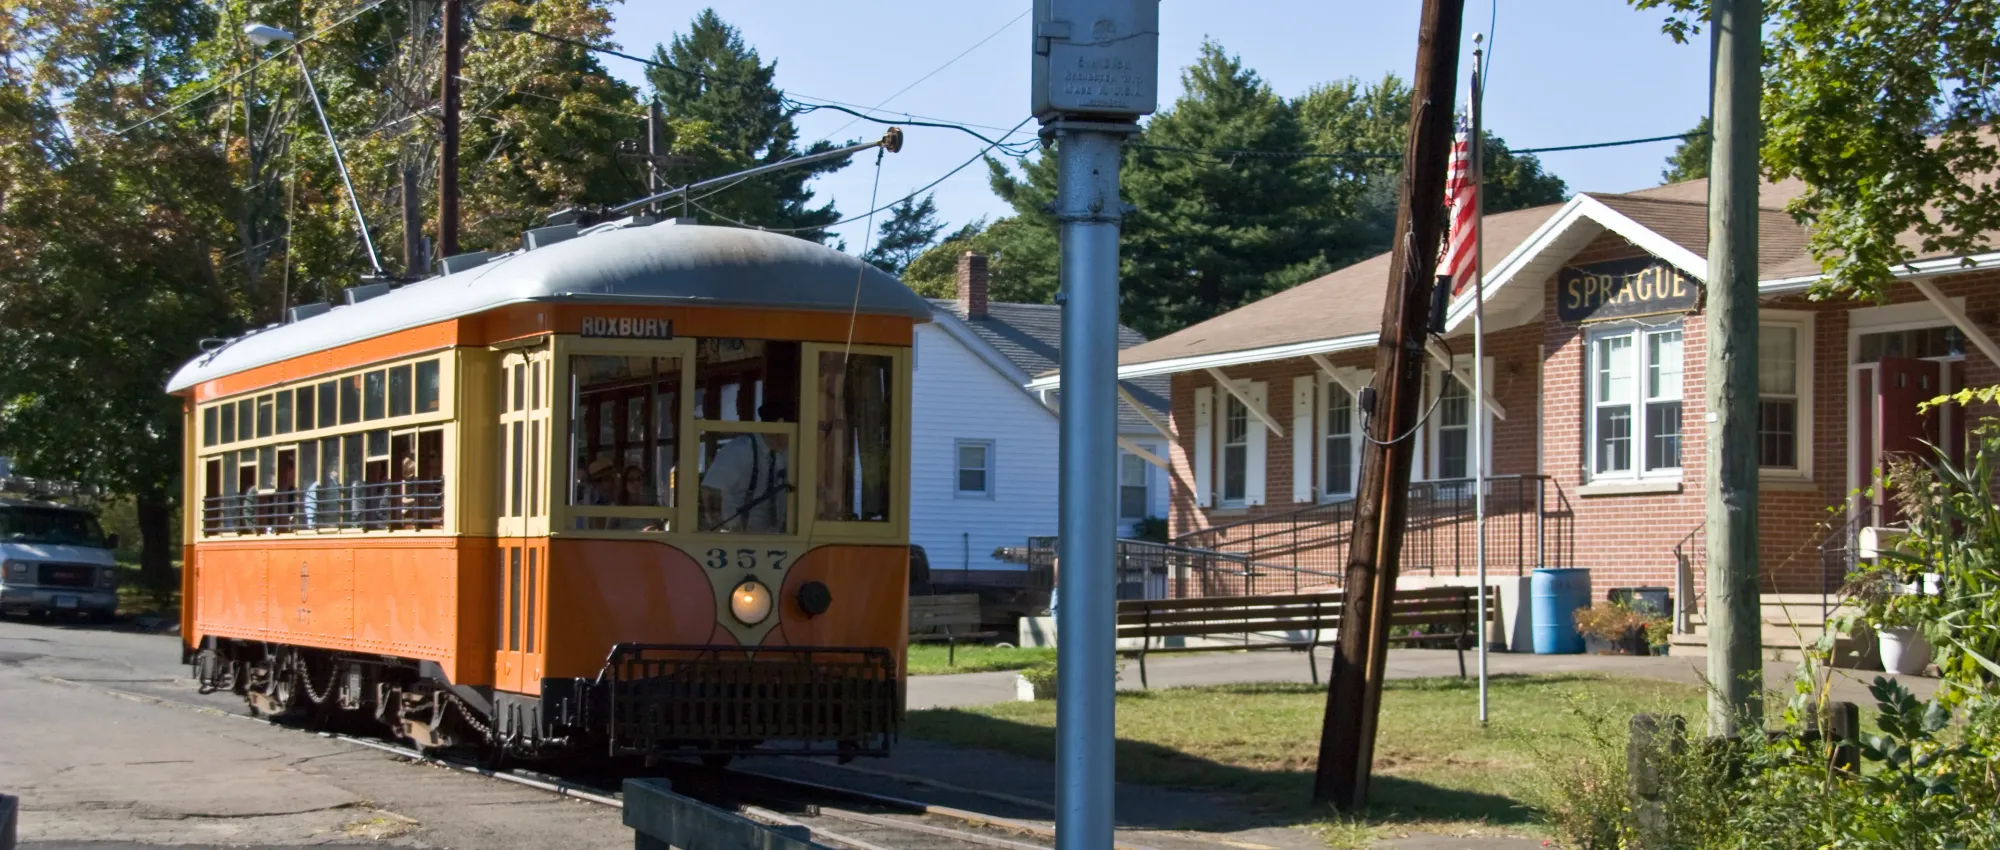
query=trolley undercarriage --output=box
[189,637,901,763]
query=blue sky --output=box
[604,2,1711,252]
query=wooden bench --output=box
[907,593,996,666]
[1114,586,1498,688]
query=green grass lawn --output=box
[906,643,1057,676]
[906,673,1709,843]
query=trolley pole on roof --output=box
[1032,3,1158,847]
[439,0,463,258]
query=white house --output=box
[910,253,1171,573]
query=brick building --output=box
[1033,175,2000,615]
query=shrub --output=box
[1531,677,2000,849]
[1573,601,1662,642]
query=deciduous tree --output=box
[1631,0,2000,297]
[1662,115,1712,183]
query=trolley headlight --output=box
[729,579,773,625]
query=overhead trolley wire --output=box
[690,116,1036,235]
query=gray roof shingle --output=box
[929,300,1170,437]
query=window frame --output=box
[954,438,995,500]
[556,336,696,535]
[1433,368,1472,481]
[804,342,908,539]
[1758,311,1815,481]
[1218,389,1250,508]
[193,351,457,539]
[1318,376,1361,502]
[1585,322,1686,484]
[1118,448,1151,521]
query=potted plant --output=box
[1573,602,1656,656]
[1846,557,1935,676]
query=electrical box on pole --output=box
[1031,0,1159,122]
[1034,2,1157,849]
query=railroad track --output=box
[328,731,1068,850]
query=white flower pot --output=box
[1878,626,1932,676]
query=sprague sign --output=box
[1556,257,1701,324]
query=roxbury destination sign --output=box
[1556,257,1703,323]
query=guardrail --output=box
[625,778,825,850]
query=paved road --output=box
[0,620,630,849]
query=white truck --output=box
[0,498,120,621]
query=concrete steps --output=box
[1667,594,1869,666]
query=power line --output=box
[491,21,1040,154]
[112,0,392,136]
[814,8,1029,142]
[692,116,1035,235]
[1130,129,1706,163]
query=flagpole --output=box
[1471,34,1489,727]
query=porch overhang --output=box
[1025,331,1380,390]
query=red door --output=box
[1876,356,1939,524]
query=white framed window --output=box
[1758,312,1815,477]
[955,439,993,498]
[1118,452,1149,520]
[1435,372,1471,480]
[1588,324,1684,481]
[1321,380,1358,499]
[1219,394,1249,506]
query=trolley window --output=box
[815,352,895,523]
[195,352,454,537]
[568,354,681,531]
[694,339,798,534]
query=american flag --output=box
[1440,116,1478,296]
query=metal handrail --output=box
[201,478,445,534]
[1172,475,1554,582]
[1672,521,1704,634]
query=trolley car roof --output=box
[167,224,931,394]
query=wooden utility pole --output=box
[1704,0,1763,737]
[401,166,424,275]
[438,0,463,258]
[1313,0,1465,810]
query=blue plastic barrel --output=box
[1531,568,1592,654]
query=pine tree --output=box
[864,194,946,274]
[645,9,846,241]
[1661,116,1711,183]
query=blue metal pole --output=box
[1054,122,1131,850]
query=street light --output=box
[246,21,384,276]
[243,23,294,47]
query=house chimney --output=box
[956,251,989,319]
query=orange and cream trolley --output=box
[168,222,923,760]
